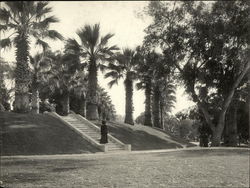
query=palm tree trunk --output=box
[13,33,30,113]
[144,81,152,126]
[31,87,39,114]
[86,58,99,120]
[79,96,86,117]
[153,85,160,128]
[248,70,250,146]
[31,74,39,114]
[124,78,134,125]
[61,90,70,116]
[160,101,164,129]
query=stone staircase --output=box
[48,112,131,152]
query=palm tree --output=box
[29,53,52,114]
[47,51,82,115]
[159,80,176,129]
[65,24,118,120]
[0,2,63,112]
[135,49,158,126]
[151,53,174,128]
[105,48,137,125]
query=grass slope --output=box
[0,112,101,156]
[1,112,194,156]
[94,121,195,150]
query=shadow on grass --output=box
[2,172,47,184]
[155,148,250,158]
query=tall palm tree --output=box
[151,53,174,128]
[135,50,158,126]
[65,24,118,120]
[0,2,63,112]
[29,53,52,114]
[105,48,137,125]
[159,79,176,129]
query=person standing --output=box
[100,120,108,144]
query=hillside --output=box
[0,112,195,156]
[94,121,195,150]
[0,112,101,156]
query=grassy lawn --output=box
[0,112,100,155]
[1,149,249,188]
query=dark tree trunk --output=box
[31,75,39,114]
[153,85,160,128]
[31,87,39,114]
[248,70,250,146]
[144,80,152,126]
[160,101,164,129]
[61,90,70,116]
[13,33,30,113]
[227,104,238,146]
[124,77,134,125]
[79,96,86,117]
[86,58,99,120]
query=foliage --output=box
[0,1,63,112]
[143,1,250,145]
[135,112,145,125]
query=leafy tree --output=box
[0,2,63,112]
[144,1,250,146]
[96,86,116,121]
[66,24,118,120]
[105,48,137,125]
[0,58,13,111]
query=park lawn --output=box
[1,149,249,188]
[0,112,101,155]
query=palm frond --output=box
[35,39,49,51]
[0,24,8,31]
[65,38,81,53]
[46,30,64,40]
[108,79,118,88]
[98,64,108,73]
[38,16,59,28]
[104,71,119,79]
[0,8,10,23]
[100,33,114,46]
[35,2,52,18]
[0,38,12,49]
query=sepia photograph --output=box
[0,1,249,187]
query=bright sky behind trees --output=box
[0,1,194,117]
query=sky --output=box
[0,1,194,117]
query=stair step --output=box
[61,114,127,152]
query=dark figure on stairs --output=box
[100,120,108,144]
